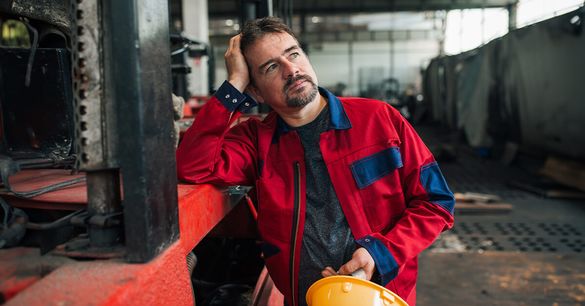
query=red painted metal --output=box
[0,250,41,301]
[0,181,239,305]
[1,169,87,211]
[177,184,237,251]
[245,195,258,221]
[0,248,75,302]
[6,169,87,204]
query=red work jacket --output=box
[177,83,455,306]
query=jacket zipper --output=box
[290,162,301,306]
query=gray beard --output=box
[285,81,318,108]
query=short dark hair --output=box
[240,17,299,54]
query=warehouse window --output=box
[444,8,509,55]
[516,0,584,27]
[444,0,585,55]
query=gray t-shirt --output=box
[294,104,356,306]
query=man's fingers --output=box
[324,266,337,274]
[225,35,240,58]
[321,266,337,278]
[228,35,240,52]
[232,33,241,46]
[224,34,249,92]
[337,248,376,281]
[337,258,361,275]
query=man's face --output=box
[244,32,319,111]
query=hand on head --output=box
[225,34,250,92]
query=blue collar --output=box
[273,87,351,143]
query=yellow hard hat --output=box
[306,275,409,306]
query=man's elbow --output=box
[175,153,194,183]
[176,163,190,183]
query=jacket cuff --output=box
[356,235,398,286]
[214,81,257,113]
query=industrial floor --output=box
[415,124,585,306]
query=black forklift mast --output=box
[81,0,180,262]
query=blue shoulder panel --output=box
[420,162,455,214]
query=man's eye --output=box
[290,52,300,59]
[266,64,277,73]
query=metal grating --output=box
[442,162,534,200]
[430,222,585,253]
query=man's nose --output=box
[282,60,299,79]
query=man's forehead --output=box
[246,32,298,55]
[244,32,299,68]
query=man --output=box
[177,17,454,306]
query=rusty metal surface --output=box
[1,0,71,35]
[73,0,118,171]
[85,170,123,249]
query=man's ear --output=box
[246,84,264,103]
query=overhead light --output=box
[225,19,234,26]
[311,16,321,23]
[570,14,581,26]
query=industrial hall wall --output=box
[424,7,585,161]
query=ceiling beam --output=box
[210,28,443,46]
[209,0,519,18]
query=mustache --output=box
[284,74,314,93]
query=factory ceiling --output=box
[209,0,519,18]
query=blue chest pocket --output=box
[350,147,403,189]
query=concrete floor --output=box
[415,124,585,306]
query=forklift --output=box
[0,0,279,305]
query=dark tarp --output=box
[424,7,585,160]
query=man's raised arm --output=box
[176,35,258,186]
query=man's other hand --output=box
[225,34,249,92]
[321,248,375,280]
